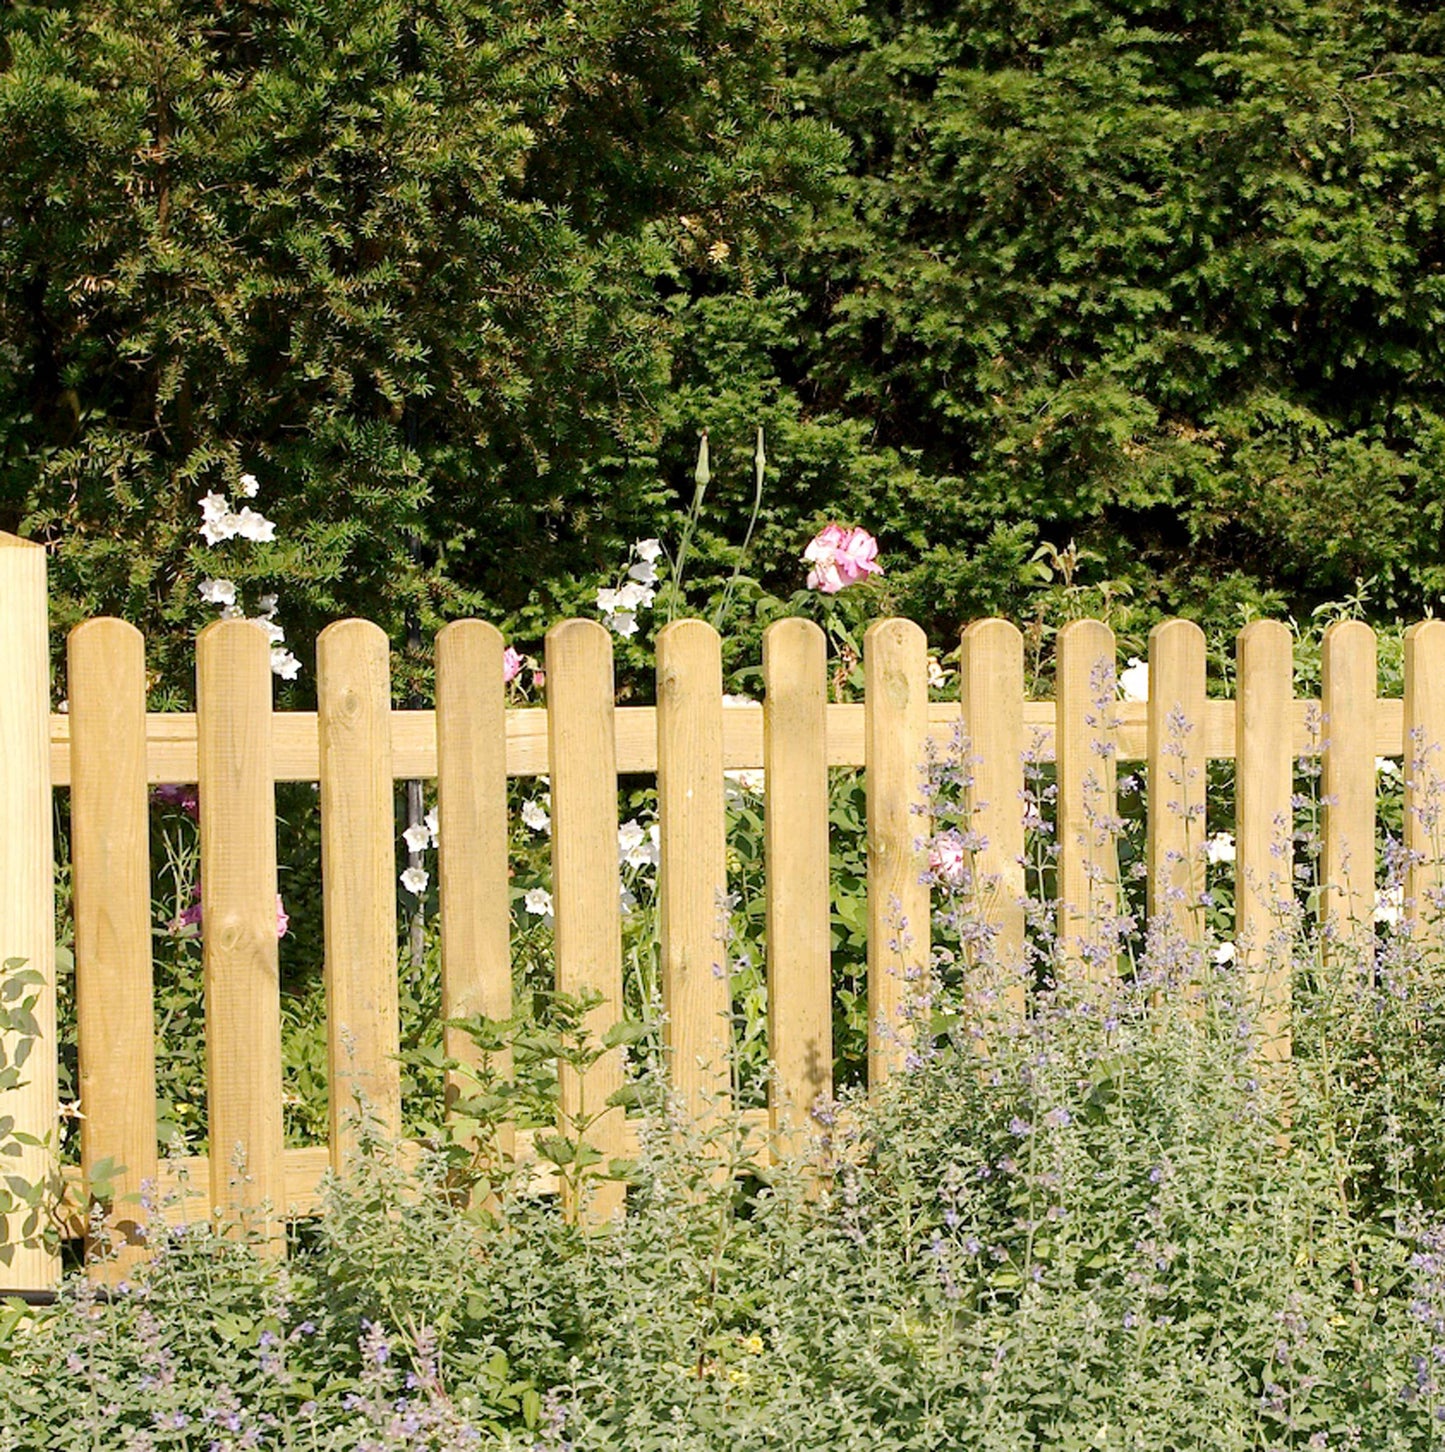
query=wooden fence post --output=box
[68,619,157,1279]
[762,619,831,1160]
[0,533,59,1291]
[317,621,401,1168]
[864,618,930,1084]
[656,620,732,1129]
[197,620,285,1248]
[1405,620,1445,948]
[1056,619,1120,980]
[546,620,628,1222]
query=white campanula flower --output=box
[1376,756,1401,778]
[402,823,431,855]
[618,819,659,870]
[615,581,654,611]
[200,492,235,545]
[633,539,664,563]
[400,866,429,896]
[238,472,260,498]
[1118,657,1149,702]
[257,594,279,618]
[198,578,237,607]
[523,887,553,919]
[424,807,439,844]
[521,799,550,833]
[627,559,659,586]
[1205,832,1236,865]
[270,648,301,681]
[610,611,638,638]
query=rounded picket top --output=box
[68,615,144,656]
[437,618,506,684]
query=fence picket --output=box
[318,621,402,1166]
[961,619,1027,1009]
[0,534,59,1291]
[863,619,930,1085]
[1146,620,1207,943]
[763,619,831,1157]
[1235,620,1294,1062]
[1056,619,1120,978]
[1321,621,1377,965]
[546,620,627,1221]
[1405,620,1445,947]
[435,621,513,1167]
[68,619,157,1277]
[657,621,731,1126]
[196,620,284,1245]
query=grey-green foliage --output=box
[10,922,1445,1449]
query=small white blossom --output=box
[521,799,551,833]
[198,577,238,607]
[402,823,431,854]
[270,648,301,681]
[1376,756,1401,777]
[238,472,260,498]
[609,611,638,638]
[400,866,429,896]
[424,807,439,844]
[620,884,637,916]
[1119,657,1149,702]
[722,694,757,708]
[523,887,553,918]
[257,593,279,618]
[633,539,664,563]
[1375,883,1404,927]
[199,492,236,545]
[1213,941,1237,966]
[252,617,285,645]
[1205,832,1236,865]
[232,506,277,543]
[725,768,765,797]
[927,656,947,689]
[627,559,659,585]
[596,587,623,614]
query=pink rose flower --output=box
[928,833,969,888]
[169,887,289,938]
[502,646,523,683]
[803,524,884,594]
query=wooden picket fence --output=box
[3,531,1445,1293]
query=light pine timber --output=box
[1235,620,1295,1064]
[0,533,59,1290]
[763,619,832,1158]
[435,622,514,1166]
[1321,621,1377,967]
[196,621,284,1247]
[1055,619,1120,980]
[960,619,1027,1014]
[656,621,732,1128]
[68,619,158,1278]
[1146,620,1208,943]
[317,621,402,1167]
[1405,620,1445,949]
[546,620,628,1222]
[51,697,1421,784]
[863,619,930,1084]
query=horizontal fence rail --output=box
[44,697,1421,782]
[3,535,1444,1291]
